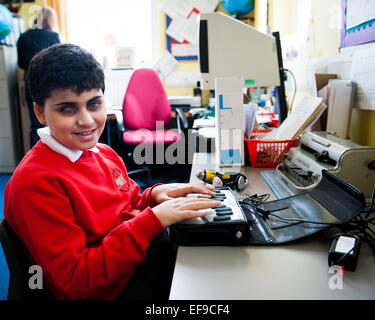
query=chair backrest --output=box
[0,219,54,300]
[122,68,171,130]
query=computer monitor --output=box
[198,12,288,124]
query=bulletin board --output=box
[161,0,220,61]
[166,16,197,61]
[340,0,375,48]
[166,11,199,61]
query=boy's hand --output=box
[151,182,216,204]
[152,197,221,228]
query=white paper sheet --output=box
[182,12,199,45]
[159,0,180,19]
[152,51,179,80]
[159,0,195,18]
[261,96,324,140]
[192,0,219,13]
[173,0,194,18]
[351,47,375,110]
[171,42,198,57]
[166,13,199,46]
[161,0,216,48]
[243,103,257,140]
[346,0,375,30]
[166,16,186,43]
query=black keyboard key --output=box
[213,215,231,221]
[212,194,226,198]
[215,204,227,209]
[215,207,232,213]
[216,210,233,216]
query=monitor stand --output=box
[272,31,288,126]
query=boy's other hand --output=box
[151,182,216,204]
[152,197,221,228]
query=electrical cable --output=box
[240,194,341,227]
[284,68,297,113]
[240,192,375,257]
[239,193,270,206]
[365,184,375,220]
[341,207,375,256]
[267,212,344,227]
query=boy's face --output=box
[34,88,107,151]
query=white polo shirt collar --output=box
[37,127,99,163]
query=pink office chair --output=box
[115,68,188,184]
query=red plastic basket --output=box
[244,130,297,168]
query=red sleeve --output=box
[5,174,164,300]
[127,178,163,210]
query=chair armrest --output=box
[174,107,189,132]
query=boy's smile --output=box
[34,88,107,151]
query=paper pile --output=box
[261,96,326,140]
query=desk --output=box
[169,152,375,300]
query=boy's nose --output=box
[77,110,94,127]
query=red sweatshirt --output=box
[4,141,164,299]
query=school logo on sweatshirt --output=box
[112,168,129,192]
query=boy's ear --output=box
[34,103,47,125]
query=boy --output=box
[4,43,220,300]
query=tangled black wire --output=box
[239,193,270,207]
[239,188,375,257]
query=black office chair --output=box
[0,219,55,300]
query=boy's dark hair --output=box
[27,43,105,106]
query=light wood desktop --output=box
[169,152,375,300]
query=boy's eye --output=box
[59,106,76,114]
[88,101,101,110]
